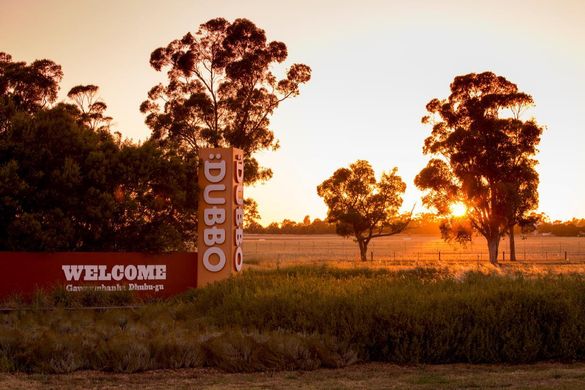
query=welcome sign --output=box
[0,148,243,299]
[0,252,197,298]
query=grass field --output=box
[244,234,585,273]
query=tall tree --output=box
[67,84,112,131]
[317,160,408,261]
[415,72,544,265]
[0,52,62,132]
[140,18,311,184]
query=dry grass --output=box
[244,234,585,276]
[3,362,585,389]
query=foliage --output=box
[317,160,408,260]
[403,213,442,235]
[245,213,445,235]
[140,18,311,184]
[0,52,62,132]
[245,216,336,234]
[67,84,112,131]
[4,268,585,373]
[538,219,585,237]
[0,53,197,251]
[243,198,261,229]
[415,72,544,264]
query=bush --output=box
[3,267,585,373]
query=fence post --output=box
[502,251,505,261]
[438,251,441,261]
[370,251,373,261]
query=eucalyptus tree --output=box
[415,72,544,265]
[318,160,408,261]
[140,18,311,184]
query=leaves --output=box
[141,18,311,184]
[415,72,544,262]
[317,161,408,260]
[0,53,198,251]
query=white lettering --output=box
[204,207,226,226]
[62,265,83,281]
[234,184,243,206]
[235,228,244,246]
[155,265,166,280]
[98,265,111,281]
[84,265,98,280]
[234,158,244,183]
[204,160,226,183]
[204,184,226,205]
[234,207,244,227]
[203,247,226,272]
[204,227,225,246]
[234,246,243,272]
[137,265,155,280]
[62,264,167,282]
[112,265,124,281]
[124,265,138,281]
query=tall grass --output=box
[3,266,585,373]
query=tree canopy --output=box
[415,72,544,264]
[0,52,63,132]
[0,53,197,251]
[140,18,311,184]
[317,160,408,261]
[67,84,112,131]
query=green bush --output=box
[3,267,585,373]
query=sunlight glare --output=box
[450,202,467,217]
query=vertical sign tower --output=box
[197,147,244,287]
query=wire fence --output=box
[243,234,585,264]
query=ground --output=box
[244,234,585,273]
[3,363,585,389]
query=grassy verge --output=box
[4,362,585,389]
[3,266,585,373]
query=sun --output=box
[450,202,467,217]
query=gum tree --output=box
[415,72,543,265]
[140,18,311,184]
[317,160,408,261]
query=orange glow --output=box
[450,202,467,217]
[1,1,584,223]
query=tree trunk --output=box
[487,235,500,266]
[358,239,368,262]
[509,224,517,261]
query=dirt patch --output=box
[3,362,585,389]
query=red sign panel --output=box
[0,252,197,299]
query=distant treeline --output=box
[247,215,585,237]
[247,217,336,234]
[538,219,585,237]
[246,214,441,235]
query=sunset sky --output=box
[2,0,584,224]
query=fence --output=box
[243,234,585,264]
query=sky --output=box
[1,0,584,224]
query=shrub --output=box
[3,267,585,373]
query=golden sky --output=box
[1,0,584,223]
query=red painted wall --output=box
[0,252,198,299]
